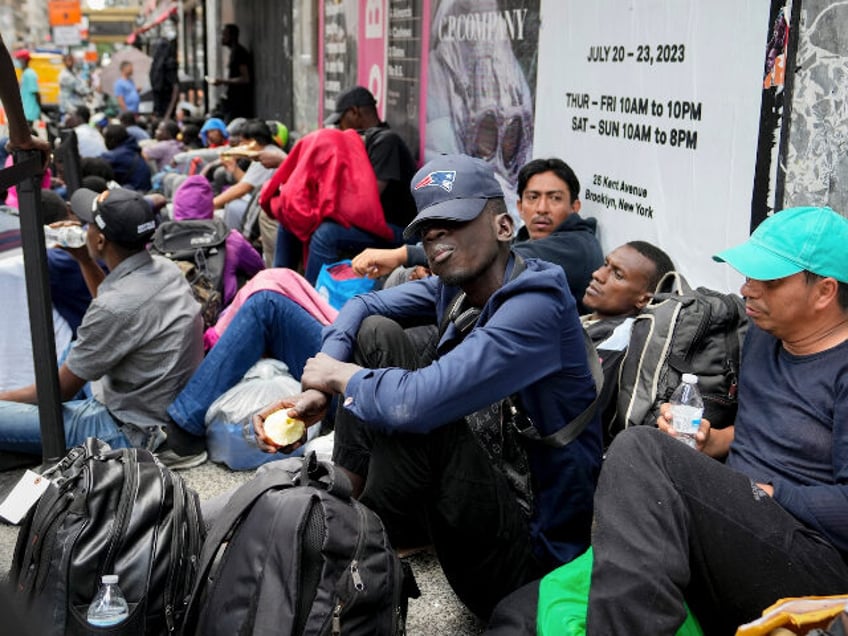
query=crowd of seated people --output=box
[3,71,845,636]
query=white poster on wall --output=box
[534,0,773,292]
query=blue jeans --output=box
[274,222,406,285]
[168,291,325,436]
[0,397,132,455]
[273,224,302,269]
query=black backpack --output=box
[181,452,418,636]
[9,438,205,635]
[151,219,229,328]
[613,271,748,436]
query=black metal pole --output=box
[15,150,66,462]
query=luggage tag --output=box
[0,470,51,524]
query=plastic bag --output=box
[204,359,317,470]
[315,260,376,310]
[537,548,703,636]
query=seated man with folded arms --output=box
[586,207,848,635]
[253,154,602,619]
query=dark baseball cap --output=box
[70,187,156,248]
[403,154,504,239]
[323,86,377,126]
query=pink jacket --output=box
[204,268,338,350]
[3,154,51,208]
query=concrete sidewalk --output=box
[0,458,485,635]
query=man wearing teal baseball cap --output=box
[586,207,848,635]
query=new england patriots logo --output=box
[414,170,456,192]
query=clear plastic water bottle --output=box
[44,224,87,248]
[86,574,129,627]
[669,373,704,448]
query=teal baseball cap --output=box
[713,206,848,282]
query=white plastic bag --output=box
[204,359,317,470]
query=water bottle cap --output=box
[101,574,119,584]
[682,373,698,384]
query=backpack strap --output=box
[299,450,353,499]
[182,460,301,633]
[509,329,604,447]
[438,253,526,339]
[437,253,601,448]
[717,292,744,397]
[362,124,391,153]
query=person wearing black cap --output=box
[253,153,602,619]
[0,188,204,462]
[276,85,417,282]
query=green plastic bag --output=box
[537,548,703,636]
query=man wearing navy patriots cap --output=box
[254,153,602,618]
[0,187,204,462]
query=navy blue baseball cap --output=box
[404,154,504,239]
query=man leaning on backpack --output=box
[255,154,602,620]
[0,188,203,457]
[586,207,848,635]
[579,240,675,445]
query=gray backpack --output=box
[180,452,418,636]
[613,271,748,437]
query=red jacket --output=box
[259,128,394,247]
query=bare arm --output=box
[229,62,250,85]
[163,83,179,121]
[62,242,106,298]
[212,180,252,208]
[351,245,408,278]
[0,363,86,404]
[300,352,363,396]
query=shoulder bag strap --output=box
[438,253,526,339]
[182,462,299,632]
[511,328,604,448]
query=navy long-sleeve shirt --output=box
[321,255,603,567]
[728,324,848,555]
